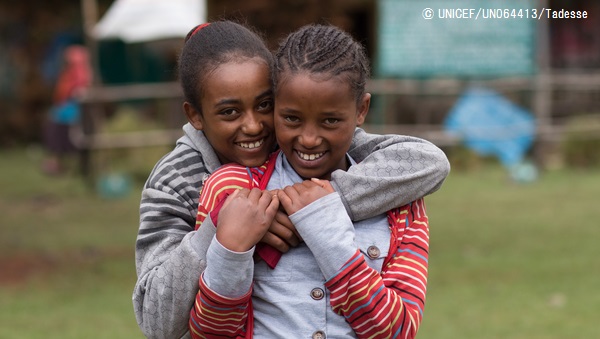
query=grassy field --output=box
[1,147,599,338]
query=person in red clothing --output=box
[190,24,430,339]
[42,45,92,175]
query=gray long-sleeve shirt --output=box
[133,123,449,338]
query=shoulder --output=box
[144,143,208,200]
[202,164,251,191]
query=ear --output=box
[183,101,203,130]
[355,92,370,126]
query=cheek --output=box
[338,125,357,148]
[274,118,288,136]
[261,115,275,130]
[204,121,234,143]
[274,127,293,147]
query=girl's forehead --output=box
[203,59,271,87]
[213,56,270,72]
[201,60,272,102]
[277,72,353,96]
[275,72,357,111]
[280,70,335,82]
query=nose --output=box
[298,126,322,149]
[241,112,263,135]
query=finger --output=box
[274,212,300,242]
[221,188,240,209]
[236,188,251,198]
[272,213,300,247]
[278,187,300,214]
[260,232,290,253]
[277,189,292,210]
[265,194,279,220]
[282,185,301,201]
[310,178,335,193]
[247,187,263,203]
[296,180,319,194]
[257,189,275,211]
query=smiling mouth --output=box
[237,139,264,149]
[296,151,325,161]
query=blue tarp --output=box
[444,87,536,167]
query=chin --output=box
[295,169,326,180]
[240,155,270,168]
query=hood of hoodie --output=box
[177,122,222,174]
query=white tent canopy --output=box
[93,0,206,43]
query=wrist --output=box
[216,231,255,252]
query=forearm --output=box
[337,127,449,220]
[189,273,251,339]
[202,236,255,297]
[326,200,430,339]
[326,252,420,338]
[134,188,215,339]
[134,229,214,338]
[189,236,254,339]
[289,193,357,279]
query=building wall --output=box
[0,0,598,145]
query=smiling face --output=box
[184,58,275,167]
[275,72,370,180]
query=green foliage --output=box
[1,148,599,338]
[560,115,600,168]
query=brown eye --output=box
[219,108,239,118]
[257,99,273,112]
[283,115,300,123]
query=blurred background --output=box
[1,0,599,338]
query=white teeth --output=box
[297,151,324,161]
[238,139,264,149]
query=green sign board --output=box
[376,0,537,77]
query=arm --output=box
[133,147,216,339]
[325,200,429,339]
[336,127,449,220]
[284,185,429,339]
[189,239,254,339]
[189,188,277,338]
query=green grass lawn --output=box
[1,147,599,338]
[0,148,145,339]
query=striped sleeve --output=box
[189,273,251,339]
[195,165,256,230]
[325,198,429,339]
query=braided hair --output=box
[179,21,274,114]
[274,24,370,105]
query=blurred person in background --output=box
[42,45,92,175]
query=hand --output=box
[216,188,279,252]
[259,209,302,253]
[277,179,335,215]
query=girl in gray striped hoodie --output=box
[133,20,449,339]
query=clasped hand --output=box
[215,179,334,252]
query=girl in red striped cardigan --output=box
[190,24,430,339]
